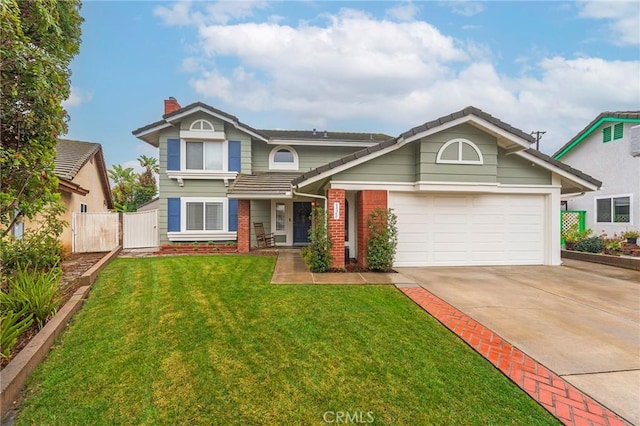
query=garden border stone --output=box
[0,245,121,419]
[561,249,640,271]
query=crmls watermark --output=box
[322,411,375,424]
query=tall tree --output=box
[133,155,159,209]
[0,0,83,238]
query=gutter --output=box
[292,187,327,213]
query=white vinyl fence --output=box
[72,212,119,253]
[123,209,158,249]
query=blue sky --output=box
[63,0,640,171]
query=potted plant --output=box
[622,230,639,245]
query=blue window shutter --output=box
[228,199,238,232]
[228,140,241,172]
[168,198,180,232]
[167,138,180,170]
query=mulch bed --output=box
[0,252,107,370]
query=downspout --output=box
[292,187,327,213]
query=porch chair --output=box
[254,222,275,248]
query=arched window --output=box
[436,138,484,165]
[269,145,299,170]
[190,119,214,131]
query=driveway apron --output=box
[397,260,640,425]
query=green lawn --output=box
[16,256,557,425]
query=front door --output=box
[293,202,312,244]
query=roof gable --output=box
[55,139,114,209]
[132,102,269,146]
[293,107,601,193]
[553,111,640,160]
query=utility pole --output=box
[530,130,546,150]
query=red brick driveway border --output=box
[397,285,631,426]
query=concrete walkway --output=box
[270,249,416,285]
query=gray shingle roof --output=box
[259,129,392,142]
[228,172,302,196]
[552,111,640,159]
[55,139,101,180]
[399,106,535,143]
[293,106,601,189]
[131,102,270,140]
[523,148,601,187]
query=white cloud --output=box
[62,86,92,108]
[578,1,640,45]
[154,1,193,26]
[169,4,638,155]
[444,1,485,17]
[385,2,419,22]
[154,0,268,26]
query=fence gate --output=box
[123,209,158,249]
[72,212,119,253]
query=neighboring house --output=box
[54,139,114,252]
[133,99,600,268]
[553,112,640,236]
[137,196,159,212]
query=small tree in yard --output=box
[301,206,333,272]
[366,208,398,272]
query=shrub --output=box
[0,268,61,328]
[0,229,64,278]
[366,208,398,272]
[0,309,34,359]
[301,206,332,272]
[561,224,592,244]
[574,236,604,254]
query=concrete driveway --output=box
[397,259,640,425]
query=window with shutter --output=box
[602,126,612,143]
[613,123,623,140]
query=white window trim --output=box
[190,119,215,131]
[271,200,292,245]
[594,193,633,225]
[436,138,484,165]
[180,139,228,173]
[269,145,299,171]
[180,197,228,233]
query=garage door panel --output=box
[389,192,546,266]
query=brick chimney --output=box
[164,97,180,115]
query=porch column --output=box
[327,188,346,269]
[356,190,388,268]
[238,199,251,253]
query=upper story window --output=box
[269,145,299,170]
[190,119,214,131]
[436,138,484,165]
[603,123,623,143]
[186,141,224,171]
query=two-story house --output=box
[133,99,600,268]
[553,112,640,236]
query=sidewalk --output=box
[270,249,416,285]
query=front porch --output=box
[235,189,389,269]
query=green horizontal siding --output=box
[252,142,360,173]
[334,144,417,182]
[179,112,225,131]
[250,200,270,247]
[419,124,498,182]
[497,148,551,185]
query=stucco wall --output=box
[560,122,640,235]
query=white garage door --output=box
[389,192,546,267]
